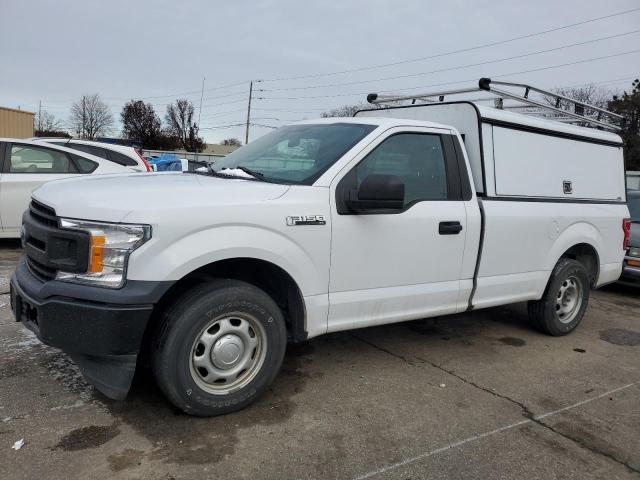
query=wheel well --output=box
[560,243,599,287]
[149,258,307,343]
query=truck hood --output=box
[32,172,290,222]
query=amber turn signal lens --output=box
[627,259,640,268]
[88,235,106,273]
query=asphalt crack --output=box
[353,334,640,474]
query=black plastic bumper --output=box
[10,256,173,399]
[621,265,640,283]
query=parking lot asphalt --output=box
[1,239,639,480]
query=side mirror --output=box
[346,174,405,213]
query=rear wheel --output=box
[151,280,287,416]
[528,258,590,336]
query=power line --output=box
[253,107,326,114]
[260,30,640,92]
[104,80,250,101]
[258,49,640,101]
[200,98,249,109]
[262,7,640,82]
[199,122,276,131]
[198,108,248,120]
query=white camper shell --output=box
[356,102,625,202]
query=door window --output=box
[355,133,448,207]
[8,145,76,174]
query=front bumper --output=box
[10,256,173,399]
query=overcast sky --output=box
[1,0,639,144]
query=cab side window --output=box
[8,145,76,174]
[355,133,448,207]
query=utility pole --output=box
[245,81,253,145]
[196,77,205,162]
[197,77,205,127]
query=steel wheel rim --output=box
[555,275,583,324]
[189,312,267,395]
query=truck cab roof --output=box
[294,116,456,133]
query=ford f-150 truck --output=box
[10,79,631,416]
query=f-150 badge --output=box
[286,215,326,226]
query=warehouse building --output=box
[0,106,34,138]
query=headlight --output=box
[56,219,151,288]
[629,247,640,258]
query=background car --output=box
[147,154,210,172]
[34,138,151,172]
[621,190,640,284]
[0,138,134,238]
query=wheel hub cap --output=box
[555,276,582,324]
[189,314,267,395]
[211,334,244,369]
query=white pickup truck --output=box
[10,79,631,416]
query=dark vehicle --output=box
[621,190,640,284]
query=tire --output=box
[151,279,287,416]
[527,258,591,336]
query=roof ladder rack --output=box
[367,78,624,132]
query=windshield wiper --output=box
[234,166,267,181]
[183,163,226,178]
[186,164,270,182]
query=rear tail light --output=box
[623,218,631,250]
[135,149,151,172]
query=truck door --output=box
[328,128,468,332]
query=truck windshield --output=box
[212,123,377,185]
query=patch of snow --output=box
[218,168,254,179]
[15,330,41,349]
[47,352,95,403]
[50,400,86,411]
[12,439,24,450]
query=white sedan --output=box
[34,138,151,172]
[0,138,134,238]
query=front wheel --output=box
[151,280,287,416]
[528,258,591,336]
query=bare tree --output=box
[221,137,242,147]
[121,100,162,148]
[321,101,374,118]
[551,85,611,110]
[165,99,205,152]
[69,94,114,139]
[34,110,64,133]
[541,85,613,126]
[609,79,640,170]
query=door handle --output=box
[439,221,463,235]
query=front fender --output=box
[127,224,329,297]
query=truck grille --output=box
[29,200,58,228]
[23,200,90,282]
[27,257,58,281]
